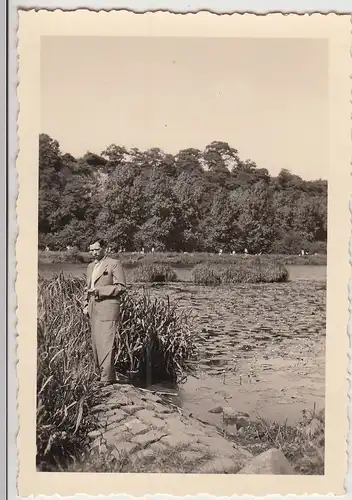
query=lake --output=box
[38,261,326,426]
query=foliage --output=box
[38,134,327,254]
[36,275,100,470]
[132,263,178,283]
[117,290,197,384]
[192,260,289,285]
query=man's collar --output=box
[94,255,106,264]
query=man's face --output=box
[89,242,105,260]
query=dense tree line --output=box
[38,133,327,254]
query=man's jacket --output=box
[83,257,126,320]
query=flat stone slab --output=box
[132,430,167,447]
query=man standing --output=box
[83,239,126,386]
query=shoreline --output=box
[38,250,327,267]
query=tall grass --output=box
[117,290,197,383]
[37,275,99,470]
[132,262,177,283]
[192,259,289,285]
[233,407,325,475]
[37,274,197,468]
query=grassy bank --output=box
[38,250,327,267]
[37,274,197,470]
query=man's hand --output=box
[87,288,99,298]
[83,305,89,316]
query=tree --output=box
[236,181,276,253]
[38,134,327,254]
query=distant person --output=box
[83,239,127,387]
[45,246,50,252]
[244,248,248,256]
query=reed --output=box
[37,275,99,470]
[131,262,177,283]
[192,259,289,285]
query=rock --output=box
[208,406,223,414]
[123,404,144,415]
[91,403,112,414]
[161,433,194,448]
[132,429,167,447]
[164,416,189,434]
[152,402,174,415]
[135,409,166,430]
[237,449,295,475]
[105,408,128,419]
[105,409,127,426]
[106,395,133,407]
[121,418,149,436]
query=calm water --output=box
[37,261,326,424]
[38,262,327,282]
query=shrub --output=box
[132,263,177,283]
[192,259,289,285]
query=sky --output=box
[41,36,328,180]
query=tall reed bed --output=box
[37,274,196,468]
[37,275,99,470]
[192,259,289,285]
[132,262,177,283]
[116,291,196,383]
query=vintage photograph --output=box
[37,34,327,475]
[15,9,350,497]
